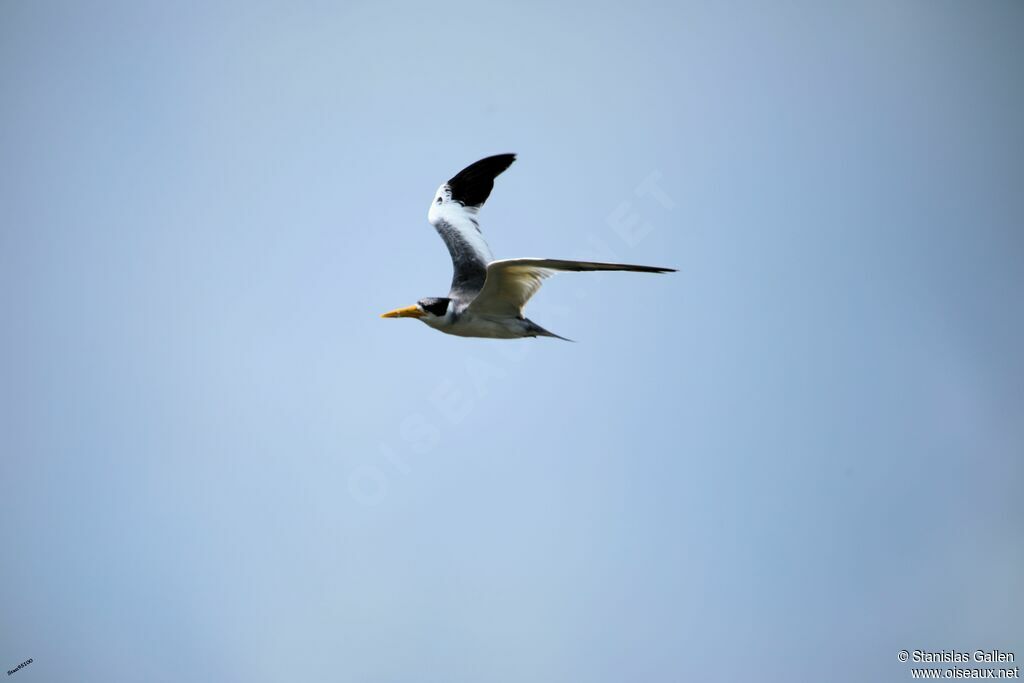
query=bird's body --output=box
[381,154,675,339]
[424,314,558,340]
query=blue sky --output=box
[1,2,1022,681]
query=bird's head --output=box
[380,297,451,325]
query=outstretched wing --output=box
[466,258,676,317]
[427,154,516,300]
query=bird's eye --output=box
[436,197,442,204]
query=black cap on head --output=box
[417,297,450,317]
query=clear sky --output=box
[1,2,1022,681]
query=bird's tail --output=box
[525,319,575,342]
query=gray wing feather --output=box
[427,155,516,302]
[467,258,675,316]
[432,216,489,300]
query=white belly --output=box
[425,314,530,339]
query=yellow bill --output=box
[380,305,425,319]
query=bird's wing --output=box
[427,154,516,300]
[466,258,676,317]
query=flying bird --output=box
[381,154,675,340]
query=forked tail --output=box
[525,319,575,342]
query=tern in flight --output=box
[381,154,675,340]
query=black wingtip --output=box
[626,264,676,273]
[447,154,517,208]
[631,265,676,273]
